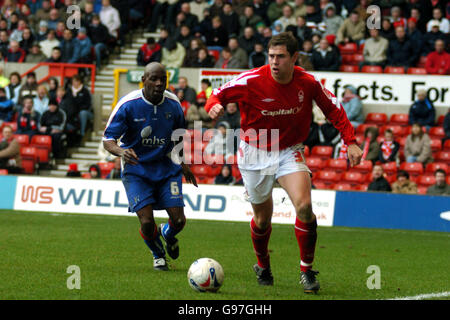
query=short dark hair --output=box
[397,170,409,179]
[435,169,446,176]
[268,32,299,56]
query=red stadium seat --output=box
[437,115,445,126]
[381,161,397,176]
[380,124,406,137]
[356,123,377,135]
[428,127,445,140]
[326,159,348,173]
[384,66,405,74]
[351,160,373,174]
[405,125,427,136]
[314,170,342,185]
[333,182,353,191]
[342,171,367,184]
[361,65,383,73]
[443,140,450,151]
[312,181,327,190]
[389,113,409,126]
[208,50,220,63]
[357,43,364,54]
[417,175,436,187]
[311,146,333,160]
[3,122,17,132]
[365,113,388,126]
[430,139,442,152]
[352,53,364,65]
[416,56,427,68]
[339,65,359,72]
[0,169,8,175]
[338,42,357,54]
[417,185,428,194]
[399,162,424,177]
[434,151,450,162]
[191,164,213,177]
[407,67,427,75]
[97,162,115,178]
[30,135,53,164]
[13,134,30,147]
[341,54,355,65]
[306,157,325,172]
[426,162,449,174]
[20,146,37,174]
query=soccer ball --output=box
[187,258,224,292]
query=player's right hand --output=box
[122,148,139,165]
[208,104,224,119]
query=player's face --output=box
[142,68,167,104]
[268,45,298,84]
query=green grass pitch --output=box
[0,210,448,300]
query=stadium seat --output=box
[426,162,448,174]
[338,42,357,54]
[209,165,222,176]
[205,177,216,184]
[0,169,8,175]
[430,139,442,152]
[389,113,409,126]
[356,123,377,135]
[380,124,406,137]
[357,43,364,54]
[326,159,348,173]
[384,174,397,184]
[208,50,220,63]
[3,122,17,132]
[405,125,427,136]
[341,54,355,65]
[311,146,333,160]
[399,162,424,177]
[314,170,341,186]
[417,175,436,187]
[428,127,445,140]
[381,161,397,176]
[365,113,388,126]
[306,157,325,172]
[351,160,373,174]
[352,53,364,65]
[30,135,52,164]
[384,66,405,74]
[437,115,445,126]
[97,162,115,178]
[13,134,30,147]
[191,164,213,177]
[407,67,427,75]
[20,146,37,174]
[417,186,428,194]
[361,65,383,73]
[434,151,450,162]
[339,65,359,72]
[342,171,366,186]
[416,56,427,68]
[443,140,450,151]
[333,182,352,191]
[82,172,91,179]
[312,181,327,190]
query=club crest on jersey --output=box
[298,90,304,103]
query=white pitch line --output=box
[388,291,450,300]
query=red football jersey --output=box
[205,65,356,151]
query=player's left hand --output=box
[347,143,363,167]
[182,164,198,187]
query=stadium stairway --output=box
[42,30,158,177]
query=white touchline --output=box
[387,291,450,300]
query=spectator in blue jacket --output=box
[0,87,14,123]
[60,29,80,63]
[75,27,92,63]
[409,89,436,129]
[342,85,364,128]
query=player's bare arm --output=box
[347,143,363,167]
[181,163,198,187]
[103,140,139,165]
[208,103,224,119]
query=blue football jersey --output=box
[103,89,186,181]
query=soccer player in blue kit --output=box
[103,62,197,271]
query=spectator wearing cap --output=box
[391,170,417,194]
[5,40,26,63]
[361,28,389,69]
[39,98,67,159]
[66,163,81,177]
[137,37,161,66]
[25,42,46,63]
[321,2,344,37]
[76,27,93,63]
[425,39,450,75]
[336,10,365,45]
[387,26,417,70]
[311,38,340,71]
[427,8,449,33]
[36,20,49,42]
[39,30,60,58]
[427,169,450,196]
[423,20,446,56]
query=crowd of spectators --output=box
[134,0,449,74]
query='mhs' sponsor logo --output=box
[261,107,301,117]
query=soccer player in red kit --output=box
[205,32,363,293]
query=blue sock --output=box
[139,228,165,259]
[161,219,185,243]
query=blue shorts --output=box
[122,173,184,213]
